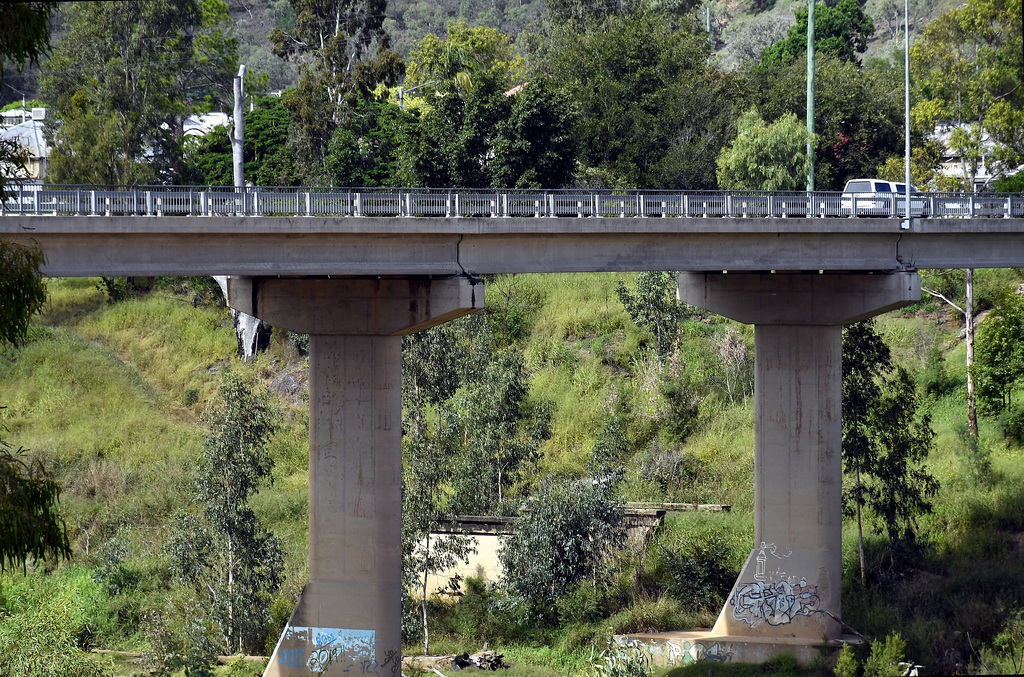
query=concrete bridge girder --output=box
[225,276,484,677]
[677,271,920,648]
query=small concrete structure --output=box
[230,276,484,677]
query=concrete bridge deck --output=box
[3,214,1024,276]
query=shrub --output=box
[589,637,653,677]
[655,531,736,612]
[863,633,906,677]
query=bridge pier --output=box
[227,276,484,677]
[674,272,919,662]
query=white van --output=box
[841,178,929,217]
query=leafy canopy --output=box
[716,107,813,191]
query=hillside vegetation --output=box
[1,269,1024,675]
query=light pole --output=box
[902,0,912,229]
[806,0,815,193]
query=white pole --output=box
[902,0,911,228]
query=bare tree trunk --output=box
[856,466,867,589]
[966,268,978,438]
[421,533,430,656]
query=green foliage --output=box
[0,239,46,347]
[833,642,858,677]
[0,568,108,677]
[538,8,741,189]
[716,107,812,191]
[863,633,906,677]
[185,96,298,186]
[843,321,938,555]
[910,0,1023,169]
[270,0,402,182]
[144,591,220,676]
[169,370,283,655]
[761,0,875,68]
[749,53,906,191]
[405,20,526,91]
[92,526,139,596]
[615,272,688,359]
[651,531,736,611]
[499,476,624,614]
[0,439,71,572]
[42,0,238,185]
[974,292,1024,415]
[588,637,653,677]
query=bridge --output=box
[4,185,1024,674]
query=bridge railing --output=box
[3,184,1023,219]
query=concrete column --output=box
[678,272,919,645]
[227,276,483,677]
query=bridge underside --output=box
[218,268,922,675]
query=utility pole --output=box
[806,0,815,192]
[902,0,912,229]
[231,64,246,191]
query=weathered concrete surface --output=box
[627,629,860,668]
[5,214,1024,276]
[249,278,483,677]
[677,272,919,647]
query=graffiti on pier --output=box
[754,541,791,581]
[276,626,384,675]
[664,640,734,665]
[731,578,820,628]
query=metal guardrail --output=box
[3,185,1023,219]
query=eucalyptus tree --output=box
[41,0,238,185]
[168,370,283,655]
[842,321,937,586]
[270,0,403,181]
[536,6,741,189]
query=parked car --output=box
[841,178,930,217]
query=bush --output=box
[588,637,653,677]
[654,531,736,612]
[863,633,906,677]
[1001,405,1024,446]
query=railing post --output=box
[726,194,732,217]
[201,191,208,216]
[682,194,688,218]
[405,191,411,217]
[146,191,153,216]
[638,194,646,218]
[305,191,311,216]
[1007,197,1012,219]
[502,192,509,218]
[969,195,976,219]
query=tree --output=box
[760,0,875,68]
[490,78,578,189]
[0,238,71,574]
[974,292,1024,415]
[0,2,55,198]
[536,7,742,189]
[185,95,298,186]
[168,370,283,655]
[921,269,979,438]
[41,0,238,185]
[499,476,624,615]
[748,53,907,190]
[616,271,689,359]
[716,107,813,191]
[842,321,937,585]
[910,0,1024,177]
[270,0,403,181]
[404,20,526,93]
